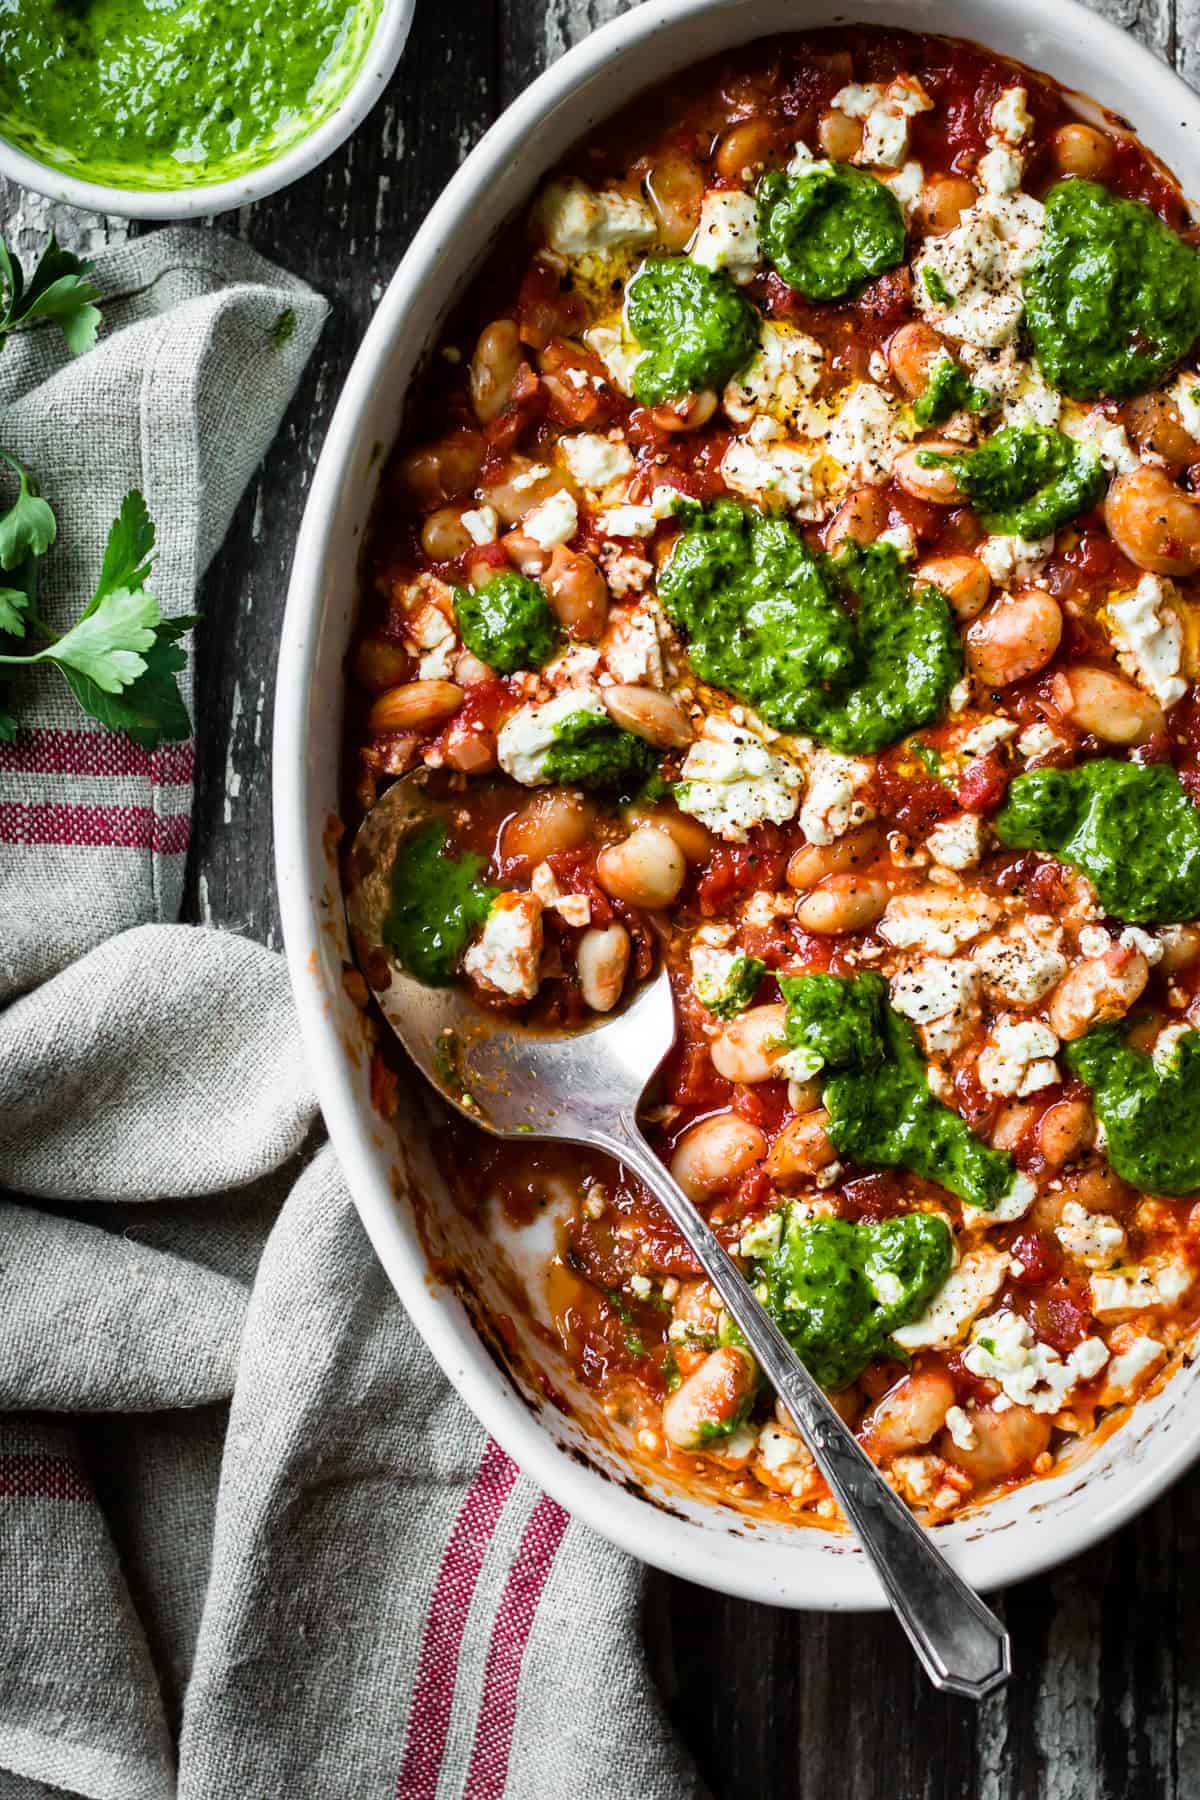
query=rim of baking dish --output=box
[275,0,1200,1610]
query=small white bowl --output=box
[0,0,416,221]
[276,0,1200,1609]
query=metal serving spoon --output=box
[347,774,1010,1699]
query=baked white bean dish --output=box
[346,26,1200,1524]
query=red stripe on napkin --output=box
[463,1493,569,1799]
[0,801,190,854]
[0,728,194,784]
[0,1454,93,1502]
[395,1438,519,1799]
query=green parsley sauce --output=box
[780,972,1019,1213]
[659,501,960,753]
[541,708,657,795]
[381,819,497,987]
[0,0,383,189]
[919,426,1106,537]
[912,354,990,429]
[750,1208,953,1391]
[995,761,1200,925]
[1066,1022,1200,1195]
[1024,180,1200,399]
[454,572,559,675]
[757,163,905,302]
[626,258,759,405]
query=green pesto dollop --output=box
[626,258,759,405]
[994,761,1200,925]
[750,1209,953,1391]
[1024,180,1200,399]
[0,0,382,190]
[757,164,906,302]
[912,354,991,429]
[1066,1022,1200,1195]
[695,952,766,1020]
[454,572,558,674]
[658,501,960,753]
[382,819,498,987]
[541,707,658,795]
[918,426,1106,537]
[780,972,1019,1213]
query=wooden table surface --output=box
[7,1,1200,1792]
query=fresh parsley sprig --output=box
[0,234,102,357]
[0,456,194,747]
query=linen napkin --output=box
[0,229,697,1799]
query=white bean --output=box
[596,826,686,908]
[576,923,630,1013]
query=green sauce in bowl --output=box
[0,0,384,190]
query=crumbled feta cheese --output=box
[535,178,656,257]
[1101,1336,1166,1401]
[723,322,824,427]
[964,1308,1108,1413]
[944,1405,979,1451]
[602,599,666,688]
[721,417,830,519]
[1172,371,1200,441]
[1107,573,1188,710]
[835,75,933,169]
[598,547,653,597]
[926,812,987,871]
[1090,1256,1195,1318]
[1077,923,1112,958]
[463,891,544,1000]
[978,1019,1060,1098]
[965,1170,1037,1228]
[889,958,980,1055]
[879,887,1003,955]
[1062,409,1139,474]
[1121,926,1164,967]
[628,1274,653,1301]
[786,140,815,173]
[410,601,458,680]
[583,323,642,395]
[690,189,762,284]
[882,160,925,216]
[496,688,607,786]
[914,192,1045,350]
[978,144,1023,195]
[530,860,591,928]
[897,1244,992,1337]
[828,381,902,486]
[1055,1199,1127,1269]
[1017,721,1068,759]
[799,750,876,846]
[878,522,917,560]
[1153,1021,1189,1071]
[991,87,1033,145]
[738,1211,784,1257]
[522,488,578,549]
[973,914,1068,1003]
[461,504,500,545]
[755,1421,817,1497]
[958,714,1019,755]
[692,943,761,1017]
[596,503,658,540]
[558,432,634,491]
[676,716,803,842]
[978,533,1054,587]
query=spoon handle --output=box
[613,1119,1010,1700]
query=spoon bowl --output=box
[348,770,1012,1700]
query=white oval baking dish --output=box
[275,0,1200,1608]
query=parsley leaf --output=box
[0,458,193,748]
[0,235,102,357]
[0,451,56,568]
